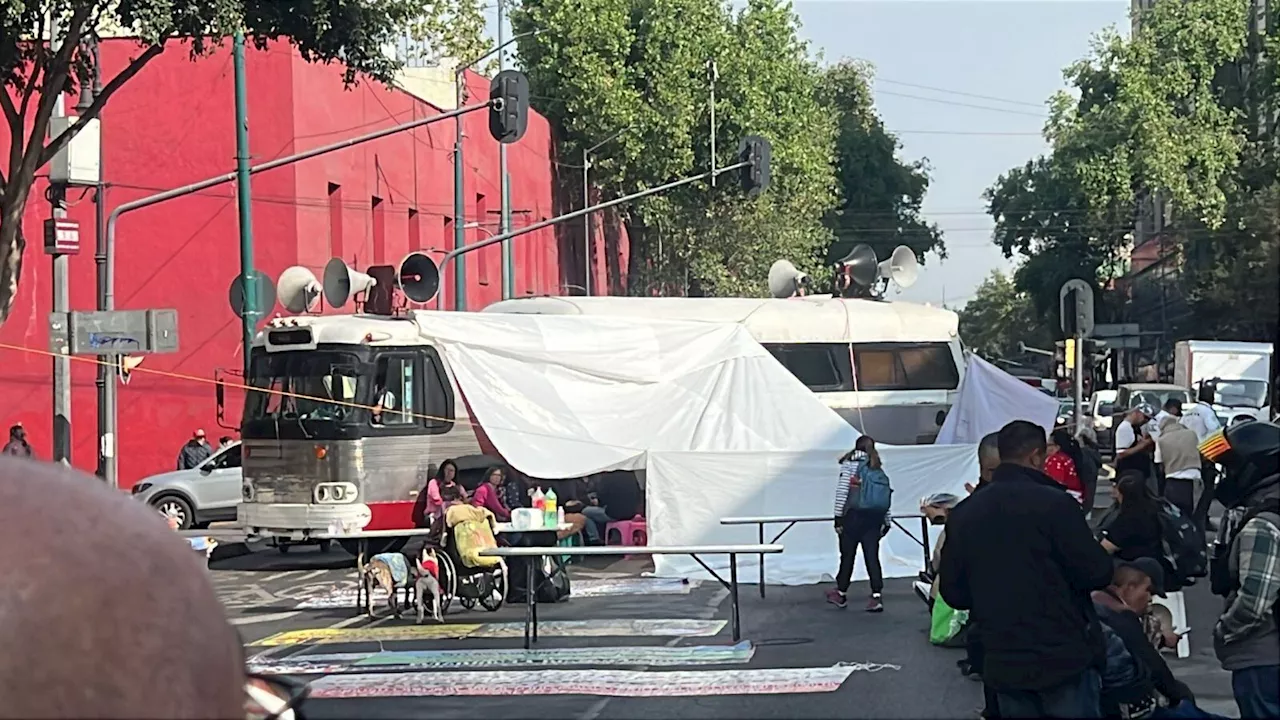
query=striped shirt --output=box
[834,451,867,517]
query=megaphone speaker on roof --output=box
[277,266,322,314]
[836,244,879,287]
[878,245,919,290]
[323,257,377,309]
[398,252,440,304]
[767,259,808,299]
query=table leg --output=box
[524,560,536,650]
[919,517,932,572]
[730,553,741,643]
[757,524,766,599]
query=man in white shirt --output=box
[1115,404,1157,485]
[1180,401,1221,441]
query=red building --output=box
[0,39,563,487]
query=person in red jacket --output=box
[1046,427,1087,507]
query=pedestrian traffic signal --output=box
[738,135,771,198]
[488,70,529,144]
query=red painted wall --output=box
[0,39,561,487]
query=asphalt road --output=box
[211,541,1241,719]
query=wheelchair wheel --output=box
[436,551,458,615]
[479,560,507,612]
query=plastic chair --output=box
[605,515,647,558]
[557,532,582,565]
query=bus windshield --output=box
[245,351,368,424]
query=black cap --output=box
[1116,557,1167,597]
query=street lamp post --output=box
[581,127,629,297]
[452,31,536,311]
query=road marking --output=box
[294,570,328,582]
[252,618,729,646]
[231,611,301,626]
[309,666,867,698]
[249,642,757,673]
[260,571,299,584]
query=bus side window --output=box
[372,356,417,426]
[853,343,958,391]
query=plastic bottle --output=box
[543,487,558,529]
[532,487,546,527]
[557,506,565,528]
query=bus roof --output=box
[483,295,960,344]
[254,314,427,348]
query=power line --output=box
[875,78,1048,109]
[874,89,1049,118]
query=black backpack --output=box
[1157,498,1208,582]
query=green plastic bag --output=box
[929,593,970,646]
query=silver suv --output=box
[132,442,242,530]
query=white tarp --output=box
[411,311,975,585]
[935,353,1061,445]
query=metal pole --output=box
[708,59,717,188]
[441,161,748,266]
[99,101,489,489]
[84,39,107,479]
[1073,333,1085,432]
[581,150,590,296]
[233,33,257,377]
[50,12,71,466]
[498,0,514,301]
[447,31,535,311]
[453,78,467,311]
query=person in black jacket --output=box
[1092,557,1194,717]
[940,420,1115,718]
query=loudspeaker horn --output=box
[878,245,919,289]
[398,252,440,304]
[836,244,879,287]
[277,266,323,314]
[768,259,808,299]
[323,257,378,309]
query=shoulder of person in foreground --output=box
[1046,486,1114,592]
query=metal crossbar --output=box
[480,544,783,648]
[719,514,933,598]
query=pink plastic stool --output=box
[605,515,647,559]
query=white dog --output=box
[414,548,444,624]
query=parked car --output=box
[1089,389,1118,456]
[132,441,242,530]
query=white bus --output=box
[484,295,966,445]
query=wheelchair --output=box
[433,520,508,613]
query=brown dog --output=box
[362,553,408,619]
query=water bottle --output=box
[531,487,546,527]
[544,487,558,529]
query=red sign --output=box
[43,218,80,255]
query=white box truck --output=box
[1173,340,1273,425]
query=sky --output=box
[485,0,1133,309]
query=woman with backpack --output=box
[827,435,893,612]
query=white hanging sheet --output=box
[936,353,1061,445]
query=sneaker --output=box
[825,589,848,608]
[866,594,884,613]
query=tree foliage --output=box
[984,0,1278,347]
[957,269,1049,362]
[0,0,426,323]
[405,0,490,72]
[513,0,939,297]
[820,59,943,266]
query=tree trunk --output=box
[0,180,33,325]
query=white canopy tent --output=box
[410,311,975,585]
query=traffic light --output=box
[488,70,529,144]
[738,135,771,198]
[1062,288,1079,336]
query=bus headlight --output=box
[314,482,359,504]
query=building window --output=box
[371,196,385,265]
[442,215,453,253]
[328,183,343,260]
[408,208,421,252]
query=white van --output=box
[484,295,965,445]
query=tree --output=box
[957,269,1049,363]
[984,0,1277,344]
[513,0,840,297]
[405,0,490,71]
[0,0,427,323]
[819,60,943,266]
